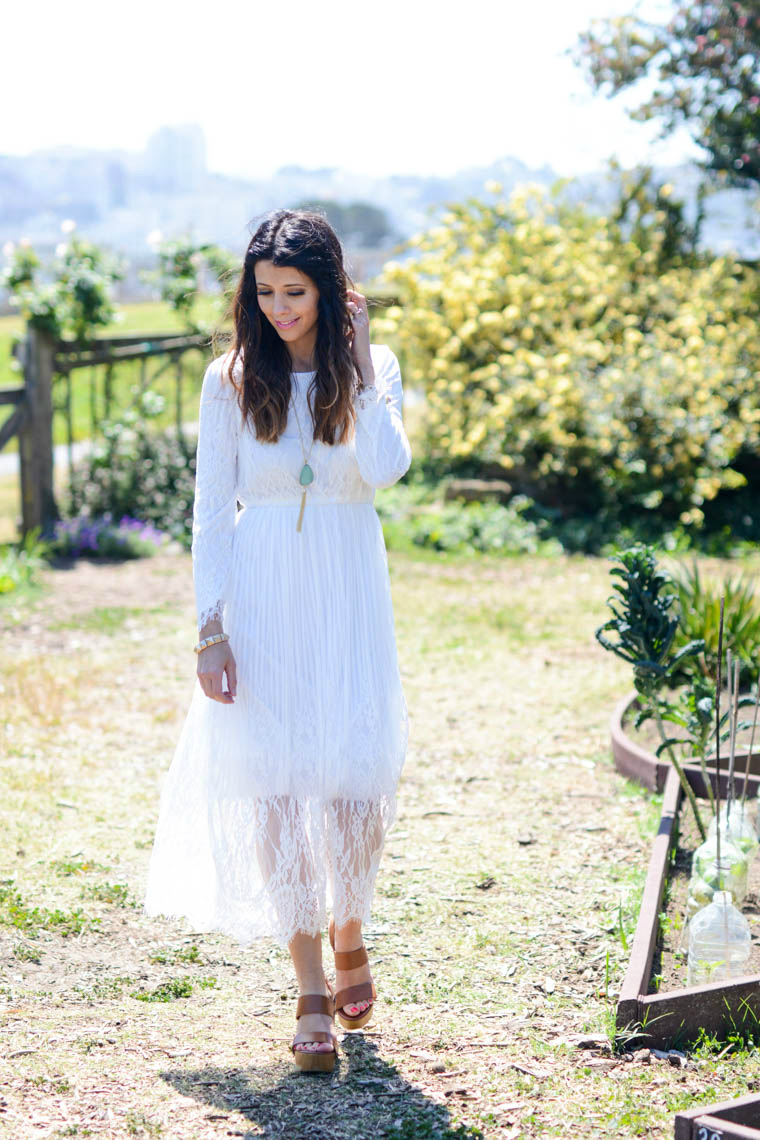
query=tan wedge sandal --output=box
[290,981,338,1072]
[328,916,377,1030]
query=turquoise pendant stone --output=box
[299,463,314,486]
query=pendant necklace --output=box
[290,378,315,533]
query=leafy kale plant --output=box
[596,543,707,838]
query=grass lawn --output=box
[1,546,759,1138]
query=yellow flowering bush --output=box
[375,178,760,523]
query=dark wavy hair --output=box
[217,208,361,446]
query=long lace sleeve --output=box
[191,357,240,631]
[353,346,413,489]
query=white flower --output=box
[61,218,77,234]
[2,240,15,258]
[56,242,68,257]
[146,229,163,248]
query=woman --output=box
[143,208,412,1072]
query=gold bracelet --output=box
[193,632,230,654]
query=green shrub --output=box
[64,402,196,549]
[404,496,560,555]
[0,529,53,596]
[375,169,760,527]
[672,561,760,684]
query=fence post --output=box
[18,325,59,541]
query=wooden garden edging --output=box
[616,765,760,1049]
[612,692,760,796]
[674,1093,760,1139]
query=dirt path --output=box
[1,549,757,1139]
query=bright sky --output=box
[3,0,700,180]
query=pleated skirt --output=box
[142,500,409,948]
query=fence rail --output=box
[0,326,211,542]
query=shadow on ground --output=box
[162,1033,480,1139]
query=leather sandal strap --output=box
[296,993,334,1018]
[292,1030,335,1048]
[333,945,368,970]
[335,981,376,1010]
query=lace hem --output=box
[145,790,399,949]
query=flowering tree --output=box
[572,1,760,188]
[141,235,239,335]
[2,222,125,342]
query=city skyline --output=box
[4,0,700,183]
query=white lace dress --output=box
[142,343,412,949]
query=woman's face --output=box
[254,260,320,353]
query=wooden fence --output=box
[0,327,210,541]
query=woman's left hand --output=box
[347,289,371,367]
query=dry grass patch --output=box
[1,548,759,1138]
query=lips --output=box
[275,317,299,329]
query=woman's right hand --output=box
[197,642,237,704]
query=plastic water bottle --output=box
[708,803,759,859]
[687,833,748,917]
[687,890,751,986]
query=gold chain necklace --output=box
[290,377,315,533]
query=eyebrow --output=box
[255,281,306,288]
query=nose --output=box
[273,294,291,318]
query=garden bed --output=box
[617,766,760,1050]
[612,691,760,795]
[675,1093,760,1139]
[651,786,760,993]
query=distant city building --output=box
[0,126,758,312]
[142,125,207,194]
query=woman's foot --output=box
[335,963,373,1018]
[331,917,374,1020]
[292,982,336,1055]
[287,931,337,1061]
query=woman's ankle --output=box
[332,916,363,950]
[288,929,327,994]
[297,973,329,995]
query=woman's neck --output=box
[286,323,318,373]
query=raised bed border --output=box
[611,692,760,796]
[674,1093,760,1139]
[616,764,760,1050]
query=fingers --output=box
[197,656,237,703]
[226,658,237,698]
[347,289,368,314]
[198,675,233,703]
